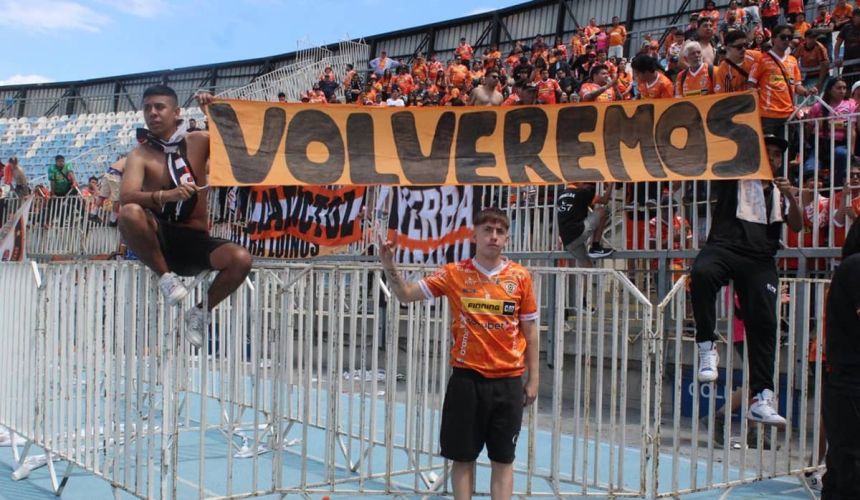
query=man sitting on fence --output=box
[118,85,251,347]
[691,134,802,427]
[380,207,539,500]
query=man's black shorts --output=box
[440,368,524,464]
[154,216,230,276]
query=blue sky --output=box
[0,0,524,86]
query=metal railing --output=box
[0,262,657,498]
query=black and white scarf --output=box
[138,127,198,222]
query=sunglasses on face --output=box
[777,34,793,41]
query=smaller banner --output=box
[387,186,478,265]
[0,196,32,262]
[231,185,365,259]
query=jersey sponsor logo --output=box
[461,297,516,316]
[501,280,518,296]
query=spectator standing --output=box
[584,18,601,42]
[761,0,782,31]
[454,37,474,63]
[748,24,817,137]
[608,16,627,59]
[7,157,28,197]
[714,31,762,93]
[631,54,674,98]
[821,223,860,499]
[744,0,762,28]
[448,56,470,90]
[99,155,125,226]
[794,12,812,37]
[726,0,746,24]
[700,0,722,24]
[369,51,400,77]
[690,134,803,428]
[536,69,561,104]
[48,154,77,197]
[379,208,540,500]
[720,9,748,45]
[186,118,200,132]
[695,18,719,65]
[318,70,340,101]
[832,0,855,30]
[469,70,504,105]
[675,41,716,96]
[835,9,860,86]
[796,30,831,90]
[786,0,805,23]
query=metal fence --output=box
[0,261,656,498]
[0,260,829,498]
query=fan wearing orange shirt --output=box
[714,31,761,93]
[631,54,673,99]
[608,16,627,59]
[455,37,474,62]
[832,0,855,29]
[570,28,586,58]
[412,57,429,84]
[394,67,414,97]
[699,0,721,24]
[747,24,817,135]
[536,69,561,104]
[448,55,470,90]
[675,41,715,97]
[579,64,621,102]
[786,0,805,23]
[380,207,539,500]
[584,18,602,41]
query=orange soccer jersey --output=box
[749,51,802,118]
[675,64,715,96]
[420,259,539,378]
[638,72,674,99]
[713,49,761,93]
[579,82,618,102]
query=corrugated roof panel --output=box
[502,3,558,41]
[436,21,490,51]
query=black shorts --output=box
[154,216,230,276]
[439,368,524,464]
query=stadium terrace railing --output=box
[652,276,828,497]
[0,262,661,498]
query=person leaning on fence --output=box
[822,222,860,499]
[379,207,540,500]
[834,8,860,87]
[118,85,252,347]
[691,134,803,427]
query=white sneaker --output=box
[697,341,719,383]
[184,307,206,348]
[748,389,787,426]
[158,272,188,306]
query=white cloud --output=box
[0,74,52,86]
[0,0,109,32]
[105,0,167,17]
[466,6,494,15]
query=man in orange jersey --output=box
[380,207,540,500]
[536,68,561,104]
[608,16,627,60]
[747,24,817,137]
[675,41,715,97]
[579,64,621,102]
[795,30,830,90]
[448,55,470,90]
[832,0,855,29]
[631,54,673,99]
[714,31,761,93]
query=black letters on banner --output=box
[655,102,708,177]
[706,94,760,177]
[603,104,666,181]
[391,111,455,184]
[503,108,561,183]
[556,106,604,181]
[209,103,285,184]
[456,112,501,183]
[347,113,399,184]
[285,110,345,184]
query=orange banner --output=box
[207,91,770,186]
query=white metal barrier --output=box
[652,275,827,497]
[0,262,658,498]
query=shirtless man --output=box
[118,85,252,346]
[469,69,503,105]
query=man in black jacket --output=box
[690,135,802,428]
[822,222,860,499]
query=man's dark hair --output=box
[724,30,748,46]
[277,92,286,99]
[55,154,64,161]
[631,54,659,73]
[774,24,794,36]
[697,17,712,28]
[474,207,510,230]
[142,84,178,105]
[590,64,609,79]
[88,176,98,184]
